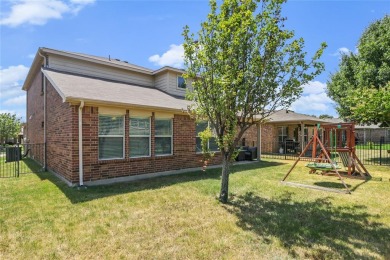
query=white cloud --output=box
[27,53,35,59]
[149,44,184,68]
[290,81,337,117]
[70,0,95,4]
[0,85,23,99]
[331,47,352,57]
[301,80,327,95]
[4,95,26,105]
[0,65,29,88]
[0,65,29,121]
[0,0,95,27]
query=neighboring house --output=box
[23,47,222,186]
[241,110,333,155]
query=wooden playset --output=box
[281,123,370,194]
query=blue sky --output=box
[1,0,389,121]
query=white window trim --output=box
[176,76,186,90]
[129,117,151,158]
[278,126,288,142]
[98,114,125,160]
[155,119,173,156]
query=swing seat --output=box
[305,162,341,171]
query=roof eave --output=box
[65,97,189,114]
[22,49,44,91]
[153,66,185,75]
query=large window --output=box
[196,121,219,153]
[99,115,124,160]
[304,127,308,143]
[155,119,173,155]
[177,76,186,89]
[278,126,288,143]
[129,117,150,157]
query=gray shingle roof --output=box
[267,110,333,124]
[43,69,192,112]
[41,47,154,74]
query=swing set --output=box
[281,123,370,194]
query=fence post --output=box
[379,137,384,166]
[16,143,20,177]
[284,141,287,160]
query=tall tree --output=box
[183,0,326,203]
[0,113,21,144]
[327,15,390,126]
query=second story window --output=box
[177,76,186,89]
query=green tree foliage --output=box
[319,114,333,119]
[327,15,390,126]
[0,113,21,143]
[183,0,326,203]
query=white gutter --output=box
[79,100,85,186]
[38,51,47,171]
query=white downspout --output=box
[79,101,85,186]
[38,51,47,171]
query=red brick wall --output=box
[26,71,45,164]
[46,81,76,182]
[26,71,44,144]
[239,124,277,153]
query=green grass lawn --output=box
[1,159,389,259]
[356,143,390,150]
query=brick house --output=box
[23,48,226,186]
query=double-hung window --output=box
[196,121,219,153]
[278,126,288,143]
[155,119,173,155]
[129,117,151,157]
[99,115,124,160]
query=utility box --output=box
[6,147,22,162]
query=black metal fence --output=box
[260,140,390,166]
[0,143,44,178]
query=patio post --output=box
[257,123,261,160]
[301,122,305,152]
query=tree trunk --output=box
[219,152,230,203]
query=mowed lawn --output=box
[1,159,389,259]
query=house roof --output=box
[266,110,332,124]
[23,47,185,91]
[43,68,191,112]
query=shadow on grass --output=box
[225,192,390,259]
[313,181,352,189]
[363,156,390,165]
[20,158,42,174]
[34,160,286,204]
